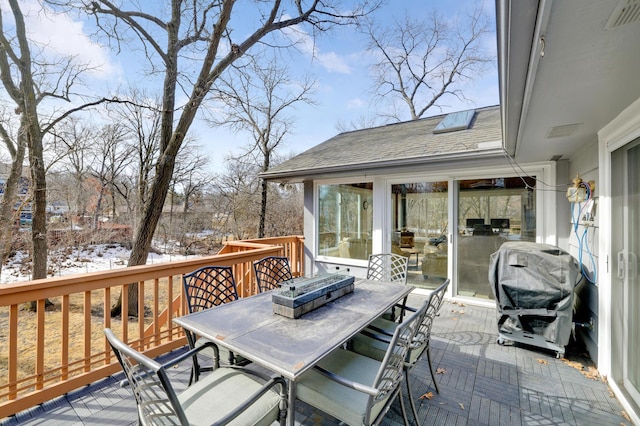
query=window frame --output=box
[314,178,375,266]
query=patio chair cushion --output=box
[179,367,281,426]
[351,318,423,366]
[296,349,389,426]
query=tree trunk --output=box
[259,179,267,238]
[110,182,117,221]
[0,130,26,276]
[93,184,106,230]
[111,151,179,317]
[26,128,51,311]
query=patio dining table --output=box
[173,277,414,426]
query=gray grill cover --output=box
[488,242,579,346]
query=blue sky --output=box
[2,0,498,173]
[205,0,499,170]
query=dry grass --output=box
[0,278,183,398]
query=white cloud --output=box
[347,98,365,109]
[281,24,351,74]
[3,0,121,80]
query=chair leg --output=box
[189,365,196,386]
[397,389,410,426]
[405,369,421,426]
[426,346,440,394]
[278,380,288,426]
[189,355,201,385]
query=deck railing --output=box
[0,235,304,419]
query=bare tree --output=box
[335,113,383,133]
[51,118,96,226]
[110,91,162,223]
[216,156,261,241]
[0,1,114,287]
[210,56,314,237]
[171,142,211,217]
[0,107,27,274]
[88,123,132,229]
[165,141,213,251]
[264,181,304,237]
[366,3,493,121]
[60,0,378,316]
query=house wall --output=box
[566,141,600,362]
[302,161,558,298]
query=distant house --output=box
[0,165,70,226]
[263,1,640,421]
[0,165,32,227]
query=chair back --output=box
[104,328,187,425]
[253,256,293,292]
[430,278,450,314]
[182,266,239,313]
[366,253,408,284]
[366,307,423,421]
[411,279,450,358]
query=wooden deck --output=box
[2,296,631,425]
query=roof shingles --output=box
[263,105,502,180]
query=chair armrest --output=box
[161,342,220,370]
[215,376,287,425]
[313,365,379,397]
[399,304,417,313]
[119,343,221,388]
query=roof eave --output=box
[260,149,505,182]
[495,0,544,158]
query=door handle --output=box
[617,251,625,280]
[630,251,638,280]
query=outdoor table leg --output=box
[287,380,296,426]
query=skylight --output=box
[433,109,476,134]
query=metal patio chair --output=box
[351,279,451,425]
[253,256,293,292]
[367,253,410,321]
[294,306,424,426]
[104,328,287,426]
[182,265,246,381]
[367,253,409,284]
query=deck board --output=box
[1,297,631,425]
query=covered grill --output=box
[488,241,580,357]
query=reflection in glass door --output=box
[623,142,640,405]
[390,181,448,289]
[456,177,536,299]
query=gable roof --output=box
[261,105,503,182]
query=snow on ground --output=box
[0,244,199,284]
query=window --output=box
[318,183,373,260]
[433,109,476,134]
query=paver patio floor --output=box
[2,296,632,425]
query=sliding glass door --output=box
[612,140,640,406]
[390,181,448,289]
[456,177,536,299]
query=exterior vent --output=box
[546,123,582,139]
[605,0,640,29]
